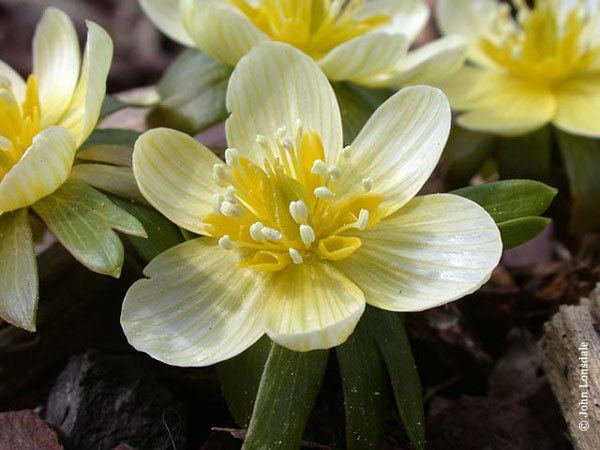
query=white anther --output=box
[289,248,304,265]
[356,209,369,231]
[250,222,264,241]
[212,194,225,214]
[300,224,316,246]
[289,200,309,224]
[276,126,287,139]
[328,166,342,180]
[219,235,235,250]
[225,185,237,203]
[341,146,352,159]
[314,186,336,199]
[261,227,282,241]
[311,159,329,177]
[282,139,293,151]
[294,119,303,146]
[220,201,241,217]
[362,177,374,193]
[225,148,240,167]
[213,163,231,187]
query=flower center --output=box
[228,0,391,60]
[204,121,383,272]
[0,75,41,181]
[479,0,600,86]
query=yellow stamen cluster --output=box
[229,0,391,59]
[479,0,600,86]
[204,121,383,272]
[0,75,41,180]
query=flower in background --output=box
[139,0,467,88]
[436,0,600,136]
[0,8,145,331]
[122,42,502,367]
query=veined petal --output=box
[133,128,223,234]
[0,209,38,332]
[319,31,409,82]
[335,86,450,216]
[333,194,502,312]
[180,0,269,67]
[138,0,194,46]
[0,59,26,103]
[226,42,343,161]
[358,35,467,88]
[33,8,81,128]
[58,21,113,146]
[554,75,600,138]
[355,0,430,42]
[0,126,76,214]
[121,238,268,367]
[265,262,365,352]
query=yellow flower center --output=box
[204,121,383,272]
[479,0,600,86]
[0,75,41,181]
[228,0,391,59]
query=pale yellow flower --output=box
[139,0,467,88]
[121,43,502,366]
[436,0,600,136]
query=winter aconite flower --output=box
[121,43,502,366]
[436,0,600,136]
[0,9,145,331]
[139,0,467,88]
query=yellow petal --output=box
[265,261,365,352]
[181,0,269,66]
[138,0,194,46]
[58,21,113,146]
[0,209,38,332]
[355,0,429,42]
[33,8,81,128]
[226,42,343,162]
[121,238,268,367]
[335,86,450,216]
[554,75,600,138]
[133,128,223,234]
[0,59,26,103]
[0,126,76,214]
[333,194,502,312]
[319,31,409,82]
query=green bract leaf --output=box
[244,344,328,450]
[32,180,146,278]
[99,95,129,120]
[495,126,552,183]
[556,130,600,232]
[498,217,551,250]
[147,49,232,135]
[71,164,145,204]
[76,144,133,167]
[82,128,142,149]
[0,209,38,332]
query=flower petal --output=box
[180,0,269,66]
[335,85,450,216]
[133,128,223,234]
[121,238,268,367]
[355,0,430,42]
[227,42,343,161]
[553,75,600,138]
[138,0,194,46]
[265,262,365,352]
[0,126,76,214]
[318,31,409,82]
[58,21,113,146]
[0,209,38,332]
[0,59,26,103]
[33,8,81,128]
[333,194,502,311]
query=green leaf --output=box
[452,180,557,223]
[99,95,128,120]
[76,144,133,167]
[364,307,424,450]
[336,318,387,450]
[82,128,142,149]
[440,125,495,190]
[217,336,272,427]
[555,130,600,232]
[32,180,146,278]
[0,209,38,332]
[109,195,184,263]
[147,49,232,135]
[498,216,551,250]
[495,126,552,183]
[71,164,144,204]
[244,344,329,450]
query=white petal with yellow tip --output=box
[138,0,194,46]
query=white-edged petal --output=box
[138,0,194,46]
[121,238,268,367]
[0,126,76,214]
[226,42,342,162]
[333,194,502,311]
[0,59,26,103]
[133,128,223,234]
[355,0,430,42]
[265,262,365,352]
